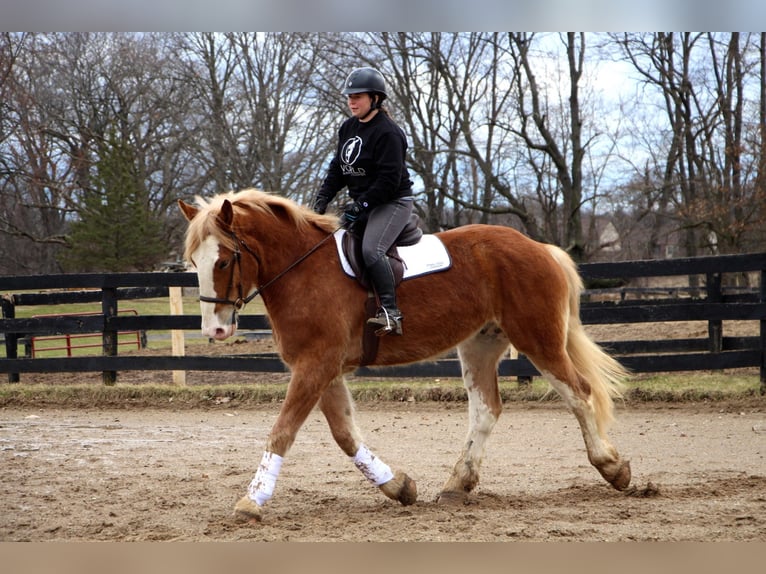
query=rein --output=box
[199,227,340,312]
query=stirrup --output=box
[367,308,403,336]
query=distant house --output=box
[587,212,688,262]
[586,216,623,262]
[598,221,621,253]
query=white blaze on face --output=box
[193,235,237,340]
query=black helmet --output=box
[342,67,388,100]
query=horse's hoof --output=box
[396,472,418,505]
[602,459,631,491]
[380,470,417,506]
[611,459,632,490]
[233,495,263,523]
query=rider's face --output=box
[347,93,375,120]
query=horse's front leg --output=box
[233,364,333,523]
[318,377,416,506]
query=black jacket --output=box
[316,112,413,209]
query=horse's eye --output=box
[218,259,231,270]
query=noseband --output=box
[198,228,338,314]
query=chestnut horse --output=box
[179,188,631,523]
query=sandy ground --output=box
[1,399,765,542]
[3,317,765,542]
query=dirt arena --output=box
[2,396,765,541]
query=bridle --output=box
[198,227,339,316]
[198,231,261,311]
[199,228,339,313]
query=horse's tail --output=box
[546,245,629,435]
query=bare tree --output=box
[613,32,766,258]
[0,33,76,273]
[504,33,596,259]
[5,32,766,275]
[758,33,766,249]
[170,33,336,204]
[343,33,536,234]
[0,33,207,272]
[372,32,457,232]
[315,32,629,254]
[369,32,491,232]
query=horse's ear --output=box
[217,199,234,231]
[178,200,199,222]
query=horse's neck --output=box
[245,222,328,294]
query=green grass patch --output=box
[623,372,762,401]
[1,294,268,357]
[0,372,761,409]
[7,296,196,318]
[27,332,144,358]
[0,382,288,409]
[7,295,267,319]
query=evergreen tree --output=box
[62,130,165,272]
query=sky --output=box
[2,0,765,32]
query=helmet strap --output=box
[358,93,379,121]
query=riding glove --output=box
[342,200,367,227]
[312,196,329,215]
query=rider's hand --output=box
[312,196,329,215]
[342,200,366,227]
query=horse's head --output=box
[179,197,258,341]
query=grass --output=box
[1,294,268,357]
[28,332,144,358]
[0,372,762,410]
[622,371,762,401]
[8,296,193,319]
[7,295,268,320]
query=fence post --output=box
[761,270,765,395]
[169,286,186,386]
[706,272,723,353]
[1,295,19,383]
[102,287,118,385]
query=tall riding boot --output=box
[365,256,403,336]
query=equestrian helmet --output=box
[342,67,388,100]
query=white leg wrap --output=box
[352,444,394,486]
[247,451,283,506]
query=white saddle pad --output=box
[333,229,451,280]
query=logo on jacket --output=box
[341,136,363,165]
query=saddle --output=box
[340,212,423,289]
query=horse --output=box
[178,188,631,523]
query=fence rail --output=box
[2,252,765,393]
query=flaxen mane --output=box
[183,188,339,261]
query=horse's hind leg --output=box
[530,352,631,491]
[318,377,417,506]
[438,325,508,503]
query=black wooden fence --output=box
[1,252,765,393]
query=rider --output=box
[312,67,414,336]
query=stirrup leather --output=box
[367,308,403,336]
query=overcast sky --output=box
[2,0,765,32]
